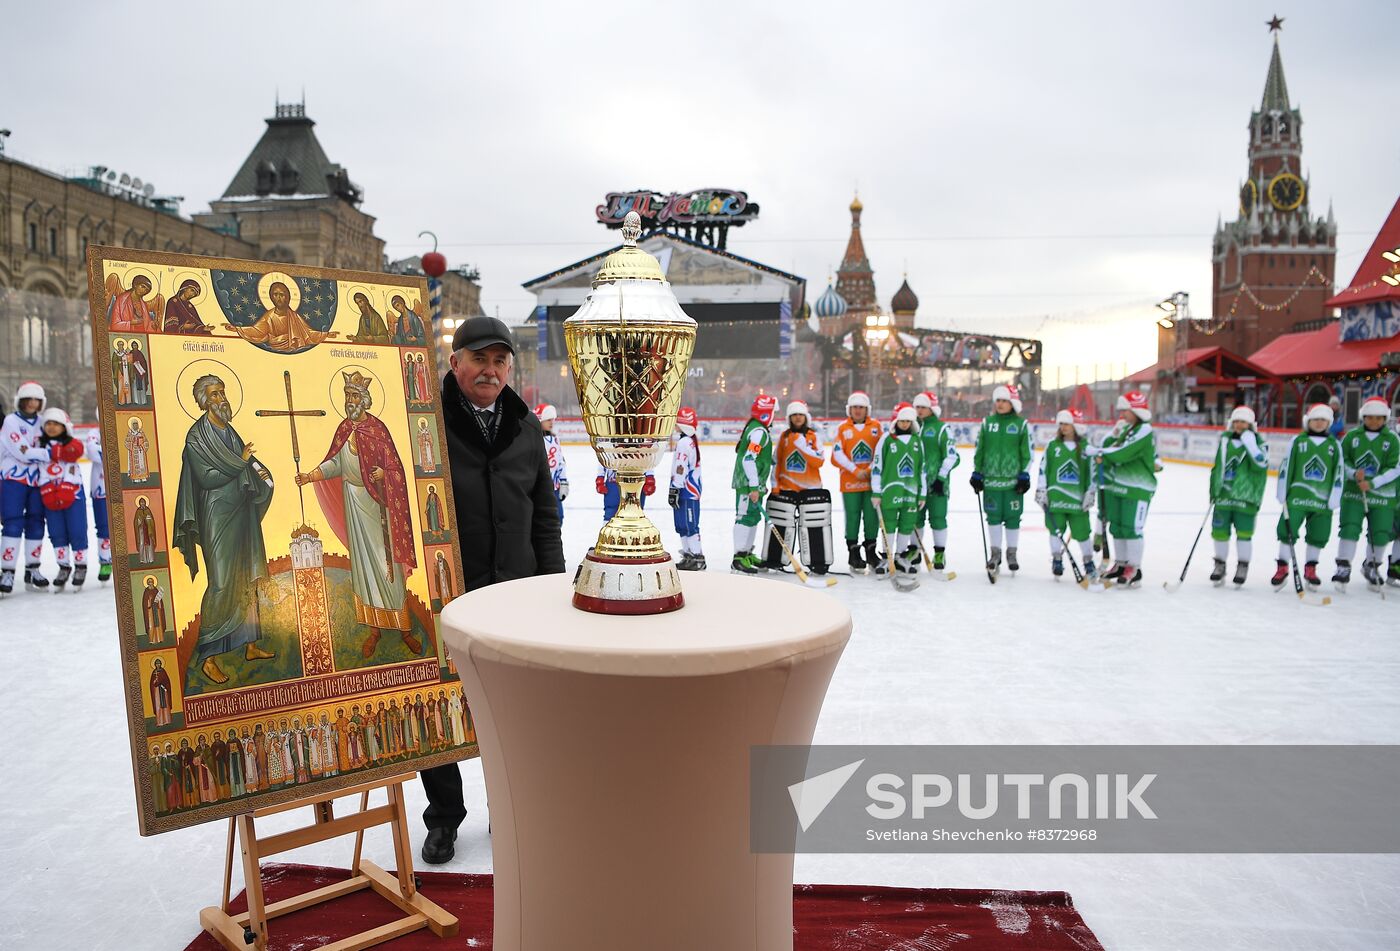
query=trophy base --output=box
[573,552,685,615]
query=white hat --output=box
[1361,397,1391,419]
[786,400,809,419]
[846,391,871,410]
[14,381,45,411]
[1229,405,1257,426]
[40,407,71,431]
[912,392,933,409]
[1055,409,1074,427]
[532,402,557,422]
[1304,403,1334,426]
[992,385,1012,403]
[895,406,918,424]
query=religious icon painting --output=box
[118,412,159,489]
[86,247,473,835]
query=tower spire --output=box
[1260,26,1290,112]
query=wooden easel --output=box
[200,773,458,951]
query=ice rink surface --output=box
[3,444,1398,950]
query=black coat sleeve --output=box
[530,438,565,575]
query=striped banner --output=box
[536,305,549,360]
[428,277,443,325]
[778,298,793,359]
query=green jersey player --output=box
[970,385,1031,574]
[1334,397,1400,590]
[872,405,926,581]
[730,394,777,574]
[1036,409,1097,580]
[1272,402,1343,589]
[1084,390,1156,588]
[913,391,959,572]
[1208,405,1269,586]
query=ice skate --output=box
[0,569,13,596]
[1083,560,1099,582]
[1232,561,1249,587]
[1332,560,1351,591]
[72,564,87,588]
[52,565,71,590]
[98,563,112,583]
[687,555,706,572]
[1117,565,1141,588]
[1052,556,1064,578]
[1210,558,1228,586]
[730,553,757,575]
[1362,559,1383,592]
[1006,547,1019,572]
[24,568,49,591]
[675,552,695,571]
[1389,560,1400,588]
[986,545,1002,576]
[1270,560,1289,588]
[1303,561,1321,589]
[847,542,866,574]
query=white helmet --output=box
[14,381,45,412]
[1361,397,1391,420]
[895,406,918,424]
[785,400,809,420]
[845,391,871,412]
[40,407,72,433]
[1304,403,1334,426]
[1229,405,1256,427]
[992,385,1012,403]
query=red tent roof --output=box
[1249,321,1400,377]
[1326,195,1400,308]
[1125,346,1276,385]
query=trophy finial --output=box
[621,211,642,246]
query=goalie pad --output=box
[797,488,834,573]
[764,491,800,568]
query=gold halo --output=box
[328,365,386,419]
[121,266,160,299]
[342,284,381,316]
[128,417,140,431]
[171,270,210,306]
[143,575,156,585]
[257,271,300,311]
[175,359,243,420]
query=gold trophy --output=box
[566,211,696,614]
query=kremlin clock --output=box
[1239,180,1257,216]
[1268,172,1305,211]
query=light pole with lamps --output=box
[1156,291,1191,420]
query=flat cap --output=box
[452,315,516,354]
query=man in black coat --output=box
[420,315,565,864]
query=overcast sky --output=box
[8,0,1396,383]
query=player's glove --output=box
[559,480,569,500]
[931,479,945,497]
[643,474,656,496]
[969,471,984,493]
[1081,491,1094,512]
[872,495,882,509]
[667,487,679,509]
[1015,472,1031,494]
[595,476,606,494]
[1034,486,1047,508]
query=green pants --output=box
[842,490,878,543]
[1339,496,1399,546]
[920,490,950,531]
[879,488,920,534]
[981,488,1022,528]
[1211,507,1258,542]
[735,491,765,527]
[1045,509,1091,542]
[1276,506,1332,547]
[1102,492,1149,539]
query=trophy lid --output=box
[593,211,665,287]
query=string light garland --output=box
[1197,266,1334,336]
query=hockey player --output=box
[85,428,112,582]
[1,381,51,594]
[1036,409,1097,579]
[534,403,569,522]
[872,405,925,582]
[37,408,88,590]
[969,385,1031,574]
[1208,406,1269,586]
[1334,397,1400,590]
[669,406,704,570]
[1084,391,1156,588]
[764,401,832,574]
[1273,403,1343,589]
[596,465,654,521]
[830,391,882,572]
[914,391,959,573]
[732,394,777,573]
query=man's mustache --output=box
[473,374,501,386]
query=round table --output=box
[440,571,851,951]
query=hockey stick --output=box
[1051,527,1089,588]
[973,490,996,584]
[1280,511,1332,607]
[912,526,957,581]
[767,522,836,588]
[1164,504,1213,593]
[874,503,917,591]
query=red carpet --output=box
[184,863,1105,950]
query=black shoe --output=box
[1232,561,1249,586]
[53,565,71,589]
[847,542,866,572]
[1210,558,1227,585]
[863,541,880,571]
[24,568,48,591]
[72,565,87,588]
[1052,557,1064,577]
[421,827,457,865]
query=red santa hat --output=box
[891,400,913,422]
[751,394,778,424]
[676,406,698,433]
[1361,397,1391,420]
[1116,390,1151,421]
[533,402,557,422]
